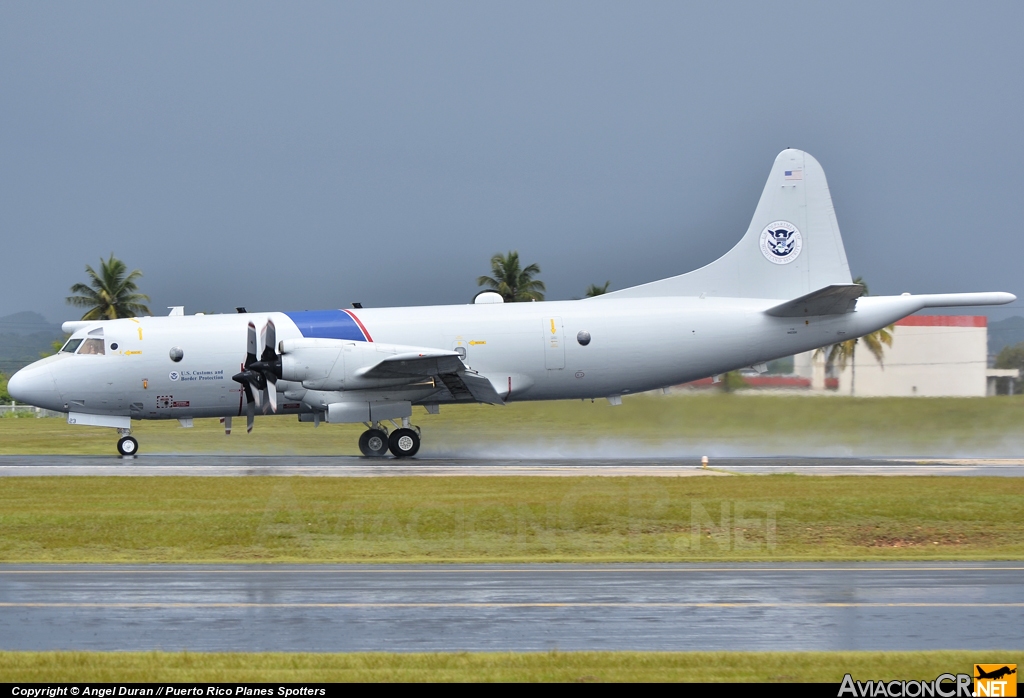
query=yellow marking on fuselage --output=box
[469,340,486,345]
[549,319,556,334]
[137,327,143,340]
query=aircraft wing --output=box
[354,351,466,379]
[765,284,865,317]
[354,350,505,405]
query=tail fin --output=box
[607,149,853,300]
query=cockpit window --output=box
[60,338,83,354]
[77,338,105,355]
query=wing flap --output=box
[458,372,505,405]
[765,284,865,317]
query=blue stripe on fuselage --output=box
[284,310,368,341]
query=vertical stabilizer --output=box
[607,149,853,300]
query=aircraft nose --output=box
[7,364,59,408]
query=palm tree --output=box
[585,281,611,297]
[66,254,152,320]
[814,277,894,395]
[477,251,545,302]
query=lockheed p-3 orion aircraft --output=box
[8,149,1014,457]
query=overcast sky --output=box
[2,1,1022,322]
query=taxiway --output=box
[1,455,1023,476]
[1,563,1020,652]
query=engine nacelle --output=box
[279,338,443,391]
[279,338,346,390]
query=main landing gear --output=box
[117,429,139,457]
[358,420,421,458]
[358,428,390,457]
[389,428,420,458]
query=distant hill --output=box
[0,312,66,375]
[989,316,1024,356]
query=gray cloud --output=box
[2,1,1022,321]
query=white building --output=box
[793,315,1016,397]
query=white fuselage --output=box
[12,293,937,421]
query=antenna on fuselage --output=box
[235,307,247,314]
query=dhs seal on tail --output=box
[759,221,802,265]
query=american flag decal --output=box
[784,169,803,180]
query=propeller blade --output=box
[251,320,282,385]
[220,416,232,435]
[261,320,277,362]
[246,322,258,367]
[267,381,278,413]
[244,387,255,433]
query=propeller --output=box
[232,322,263,432]
[253,320,279,413]
[232,319,283,432]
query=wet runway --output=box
[1,454,1024,476]
[1,563,1021,651]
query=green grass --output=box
[2,476,1022,562]
[4,393,1024,456]
[2,650,1019,682]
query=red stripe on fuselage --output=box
[343,309,373,342]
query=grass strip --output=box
[2,651,1021,682]
[2,476,1022,562]
[4,393,1024,456]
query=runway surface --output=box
[1,563,1021,652]
[2,454,1024,476]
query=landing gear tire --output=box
[117,436,139,456]
[359,429,390,457]
[388,428,420,458]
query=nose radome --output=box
[7,364,59,408]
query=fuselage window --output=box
[77,338,105,355]
[60,338,83,353]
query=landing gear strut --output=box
[117,435,139,456]
[358,427,390,457]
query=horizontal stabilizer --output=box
[765,284,865,317]
[914,292,1016,308]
